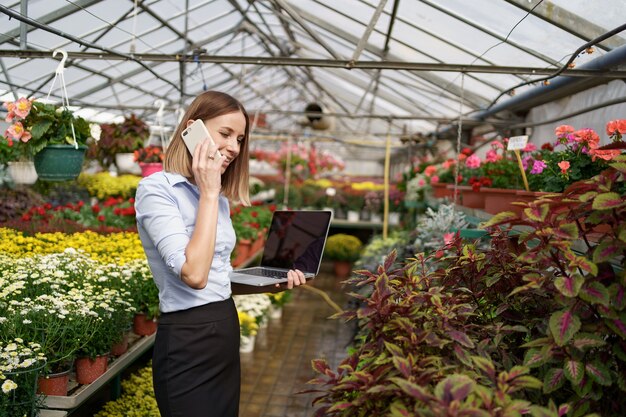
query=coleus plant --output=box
[306,157,625,416]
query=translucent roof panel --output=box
[0,0,623,158]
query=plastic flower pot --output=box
[37,369,71,396]
[75,355,109,385]
[139,162,163,177]
[133,313,158,336]
[34,144,87,181]
[7,161,38,184]
[115,152,141,175]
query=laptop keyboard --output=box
[237,268,289,278]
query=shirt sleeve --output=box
[135,179,189,277]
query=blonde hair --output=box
[165,91,250,206]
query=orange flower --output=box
[590,148,621,161]
[557,160,570,174]
[606,119,626,137]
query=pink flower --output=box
[523,143,537,152]
[443,232,455,246]
[573,128,600,147]
[490,140,504,149]
[6,122,32,142]
[530,160,547,174]
[424,165,437,177]
[418,178,426,187]
[522,155,532,170]
[13,97,32,119]
[557,160,570,174]
[431,175,439,184]
[555,125,575,137]
[465,154,481,169]
[606,119,626,136]
[485,149,501,163]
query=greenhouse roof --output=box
[0,0,625,157]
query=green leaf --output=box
[593,241,621,264]
[479,211,517,229]
[524,204,550,222]
[592,192,626,210]
[609,161,626,174]
[389,401,412,417]
[30,119,53,140]
[384,341,404,358]
[585,360,612,386]
[609,283,626,310]
[524,348,550,368]
[543,368,565,394]
[578,282,610,307]
[327,402,353,412]
[554,274,584,297]
[549,310,581,346]
[556,222,579,240]
[563,360,584,385]
[512,375,543,390]
[529,405,558,417]
[606,312,626,339]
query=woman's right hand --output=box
[192,139,225,196]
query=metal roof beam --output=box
[350,0,388,63]
[418,0,560,66]
[0,0,101,47]
[503,0,622,51]
[272,0,344,60]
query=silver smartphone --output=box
[181,119,222,158]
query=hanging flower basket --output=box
[7,161,38,185]
[34,144,87,181]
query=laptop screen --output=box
[260,210,332,274]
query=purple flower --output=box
[522,155,533,170]
[530,160,547,174]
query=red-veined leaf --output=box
[392,356,412,379]
[563,360,584,385]
[592,192,626,210]
[524,349,548,368]
[609,283,626,310]
[390,378,431,402]
[585,361,612,386]
[555,222,579,240]
[510,375,543,390]
[557,404,570,417]
[578,191,598,202]
[570,333,606,351]
[549,310,581,346]
[389,401,411,417]
[524,204,550,222]
[609,161,626,174]
[554,274,584,297]
[543,368,565,394]
[503,399,532,414]
[472,356,496,380]
[521,337,551,348]
[479,211,518,229]
[619,229,626,243]
[578,282,610,307]
[593,241,621,264]
[311,359,330,375]
[606,312,626,339]
[434,374,475,403]
[384,341,404,358]
[448,329,475,348]
[328,402,353,412]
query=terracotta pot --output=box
[110,332,130,356]
[139,162,163,177]
[250,232,264,255]
[37,369,71,396]
[333,260,353,279]
[232,239,252,267]
[482,187,527,216]
[75,355,108,385]
[446,185,485,209]
[133,313,157,336]
[431,182,453,199]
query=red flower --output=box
[98,215,105,222]
[92,205,100,214]
[541,143,554,151]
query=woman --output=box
[135,91,306,417]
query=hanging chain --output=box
[452,72,465,208]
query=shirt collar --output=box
[163,171,191,187]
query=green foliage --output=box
[309,162,626,416]
[95,363,159,416]
[324,233,363,262]
[87,114,149,169]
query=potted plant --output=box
[0,134,38,185]
[3,97,96,181]
[323,233,363,278]
[266,290,292,319]
[125,260,160,336]
[237,311,259,353]
[134,145,164,177]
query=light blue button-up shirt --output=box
[134,171,236,313]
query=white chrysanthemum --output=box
[1,379,17,393]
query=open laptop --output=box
[229,210,332,286]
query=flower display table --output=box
[39,333,155,417]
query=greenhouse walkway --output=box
[238,262,353,417]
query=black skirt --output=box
[152,298,240,417]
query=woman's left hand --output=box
[278,269,306,289]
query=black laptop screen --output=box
[260,210,332,274]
